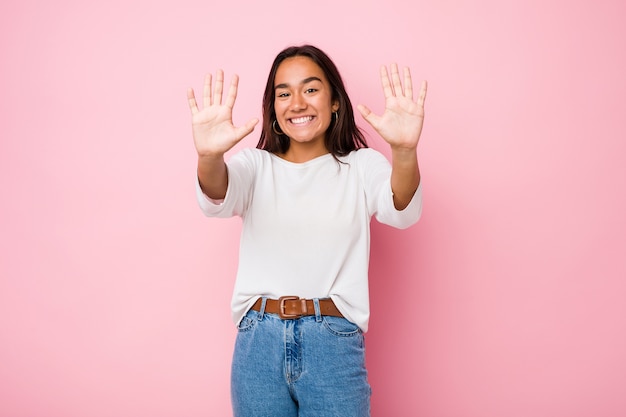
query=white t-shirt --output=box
[196,147,422,332]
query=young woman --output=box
[187,45,427,417]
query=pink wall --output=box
[1,0,625,416]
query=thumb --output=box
[234,118,259,141]
[357,104,381,129]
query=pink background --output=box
[1,0,625,416]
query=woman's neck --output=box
[277,141,329,163]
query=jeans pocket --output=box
[236,312,258,332]
[322,316,361,337]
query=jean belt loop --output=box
[258,297,267,321]
[313,298,322,322]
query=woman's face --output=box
[273,56,339,150]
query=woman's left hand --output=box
[357,64,427,151]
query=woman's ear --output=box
[332,100,339,112]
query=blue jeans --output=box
[231,298,371,417]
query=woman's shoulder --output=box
[342,147,388,164]
[229,147,272,164]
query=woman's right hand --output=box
[187,70,258,158]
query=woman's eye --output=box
[276,92,290,98]
[305,88,317,94]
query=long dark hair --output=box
[256,45,368,156]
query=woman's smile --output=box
[289,115,315,125]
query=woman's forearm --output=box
[197,154,228,200]
[390,147,420,210]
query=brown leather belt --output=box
[251,296,343,319]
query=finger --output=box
[203,73,212,107]
[357,104,381,129]
[404,67,413,101]
[214,69,224,105]
[224,74,239,109]
[379,66,393,98]
[234,117,259,140]
[245,117,260,131]
[390,63,403,97]
[187,88,199,114]
[356,104,371,117]
[417,80,428,108]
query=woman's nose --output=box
[290,93,306,110]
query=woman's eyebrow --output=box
[274,76,322,90]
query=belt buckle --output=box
[278,296,306,319]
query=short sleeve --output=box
[195,149,256,218]
[357,148,422,229]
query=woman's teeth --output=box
[290,116,313,125]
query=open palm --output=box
[187,70,258,157]
[358,64,427,150]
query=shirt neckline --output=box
[269,152,334,168]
